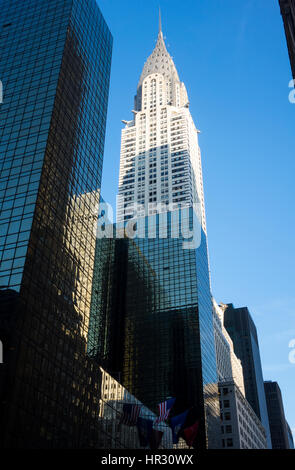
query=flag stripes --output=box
[155,397,175,424]
[120,404,141,426]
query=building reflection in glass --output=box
[89,208,221,449]
[0,0,112,448]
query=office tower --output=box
[264,381,291,449]
[286,421,294,449]
[221,304,272,448]
[0,0,112,448]
[91,217,220,449]
[279,0,295,80]
[219,381,267,449]
[90,17,221,449]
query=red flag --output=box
[183,421,199,447]
[149,429,164,449]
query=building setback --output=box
[0,0,112,448]
[279,0,295,80]
[264,381,291,449]
[213,300,245,397]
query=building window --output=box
[226,438,233,447]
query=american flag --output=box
[120,404,141,426]
[155,397,176,424]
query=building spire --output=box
[137,9,182,96]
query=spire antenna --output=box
[159,7,162,34]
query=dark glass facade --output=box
[223,304,272,448]
[264,381,290,449]
[286,421,294,449]
[89,209,221,449]
[279,0,295,80]
[0,0,112,448]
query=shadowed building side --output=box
[0,0,112,448]
[264,381,291,449]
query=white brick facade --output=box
[117,24,206,233]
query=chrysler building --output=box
[117,15,207,234]
[95,14,222,449]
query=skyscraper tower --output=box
[90,14,220,449]
[222,304,272,448]
[0,0,112,448]
[117,13,206,233]
[264,381,291,449]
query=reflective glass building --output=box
[89,210,221,449]
[222,304,272,448]
[0,0,112,448]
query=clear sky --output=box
[98,0,295,440]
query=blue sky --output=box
[98,0,295,439]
